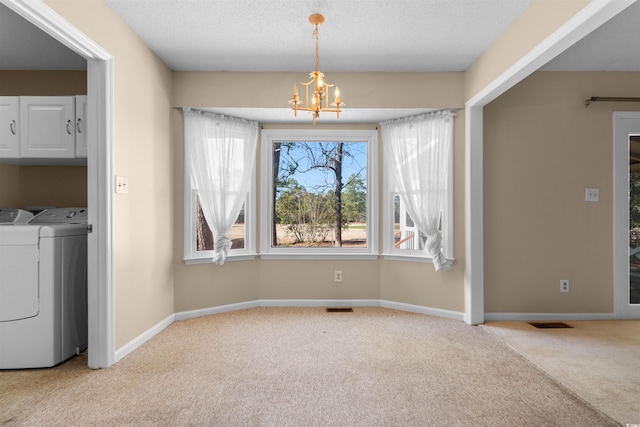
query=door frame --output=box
[613,112,640,319]
[464,0,635,324]
[2,0,115,367]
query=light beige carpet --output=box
[1,307,620,426]
[482,319,640,425]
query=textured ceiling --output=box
[2,1,639,73]
[101,0,533,72]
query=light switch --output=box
[115,176,129,194]
[585,188,599,202]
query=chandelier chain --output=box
[313,24,320,73]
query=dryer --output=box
[0,208,88,369]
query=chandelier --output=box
[289,13,344,124]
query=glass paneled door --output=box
[614,112,640,318]
[630,135,640,305]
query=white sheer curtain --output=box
[183,108,258,265]
[380,110,454,271]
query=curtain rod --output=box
[585,97,640,107]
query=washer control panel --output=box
[0,208,34,224]
[29,208,88,224]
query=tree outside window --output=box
[272,141,367,248]
[260,129,378,259]
[195,196,245,251]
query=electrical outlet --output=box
[560,279,570,292]
[334,270,342,283]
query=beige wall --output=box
[0,70,88,210]
[484,71,640,313]
[0,165,87,213]
[465,0,590,101]
[173,72,466,313]
[0,165,21,207]
[173,72,463,109]
[0,70,86,95]
[45,0,175,348]
[18,166,87,208]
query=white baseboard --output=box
[258,298,380,308]
[380,300,465,321]
[114,313,175,364]
[484,312,616,322]
[174,300,260,321]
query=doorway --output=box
[2,0,115,367]
[614,112,640,319]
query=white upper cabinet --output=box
[0,96,87,164]
[19,96,75,159]
[0,97,20,158]
[75,95,88,158]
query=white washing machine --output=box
[0,208,88,369]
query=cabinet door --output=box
[0,97,20,158]
[19,96,75,158]
[75,95,88,158]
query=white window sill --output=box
[382,252,455,264]
[260,253,379,261]
[186,252,455,263]
[184,254,257,265]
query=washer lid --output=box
[38,223,88,237]
[29,208,87,224]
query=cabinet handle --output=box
[76,118,83,134]
[66,119,73,135]
[10,120,16,135]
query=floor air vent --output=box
[529,322,573,329]
[326,307,353,313]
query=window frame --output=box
[260,129,378,260]
[382,138,454,263]
[183,150,257,264]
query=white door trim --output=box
[463,0,635,325]
[2,0,115,367]
[613,112,640,319]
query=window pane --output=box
[392,193,427,251]
[272,141,367,248]
[195,195,245,251]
